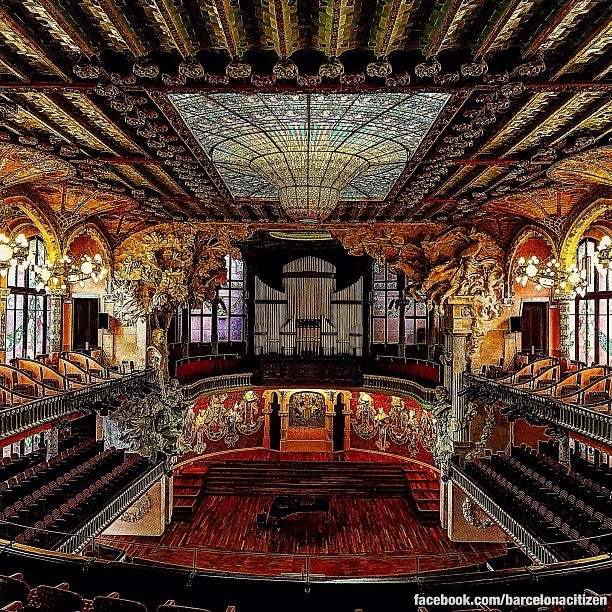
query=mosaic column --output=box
[557,295,572,360]
[46,425,59,461]
[49,289,66,353]
[0,286,12,363]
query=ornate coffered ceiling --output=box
[0,0,608,249]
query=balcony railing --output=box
[56,461,165,554]
[363,374,437,403]
[464,373,612,445]
[0,368,155,442]
[452,465,561,566]
[182,372,253,401]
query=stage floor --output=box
[101,494,507,578]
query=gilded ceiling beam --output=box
[150,0,195,58]
[35,0,98,57]
[200,0,241,58]
[424,0,466,58]
[0,50,31,83]
[473,0,523,58]
[552,16,612,79]
[96,0,147,57]
[522,0,582,58]
[0,5,71,81]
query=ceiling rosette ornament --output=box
[226,59,252,79]
[318,57,344,79]
[366,57,392,78]
[415,56,441,79]
[273,59,298,80]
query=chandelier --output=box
[34,254,108,293]
[0,232,32,277]
[0,200,33,277]
[515,255,587,297]
[595,235,612,271]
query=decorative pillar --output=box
[49,289,65,353]
[342,391,353,451]
[46,425,59,461]
[442,297,473,449]
[261,390,274,449]
[397,276,406,358]
[0,286,12,362]
[558,434,570,467]
[557,295,572,360]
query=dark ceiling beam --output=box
[522,0,582,58]
[36,0,98,57]
[96,0,148,57]
[453,158,522,166]
[0,49,31,83]
[424,0,466,58]
[149,0,195,57]
[0,5,71,81]
[473,0,524,58]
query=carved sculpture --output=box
[334,224,505,361]
[114,223,250,380]
[425,385,457,481]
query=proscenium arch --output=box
[559,197,612,268]
[2,195,62,261]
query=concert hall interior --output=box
[0,1,612,611]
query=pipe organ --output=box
[254,256,363,356]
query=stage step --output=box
[203,461,407,498]
[172,466,208,521]
[403,465,440,525]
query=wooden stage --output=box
[101,452,507,578]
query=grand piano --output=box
[265,496,331,527]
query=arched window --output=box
[568,237,612,365]
[5,235,51,360]
[190,255,245,344]
[371,262,428,346]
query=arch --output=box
[2,195,62,260]
[64,221,114,270]
[559,198,612,268]
[506,225,557,292]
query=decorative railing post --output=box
[0,286,11,363]
[46,424,59,461]
[49,288,67,353]
[557,295,572,360]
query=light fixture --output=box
[0,232,32,277]
[515,255,587,297]
[34,253,108,293]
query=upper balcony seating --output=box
[62,351,123,381]
[0,353,127,410]
[488,357,559,386]
[9,358,84,392]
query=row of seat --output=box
[483,357,612,411]
[0,439,100,509]
[0,573,223,612]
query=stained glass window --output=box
[169,92,450,201]
[371,262,427,345]
[570,237,612,365]
[190,256,245,344]
[6,236,51,360]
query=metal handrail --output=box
[0,368,155,442]
[363,374,437,402]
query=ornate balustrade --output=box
[182,372,253,401]
[362,374,437,403]
[452,465,561,566]
[0,369,156,442]
[56,461,165,554]
[464,373,612,445]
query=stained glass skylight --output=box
[170,92,450,219]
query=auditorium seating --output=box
[465,446,612,561]
[0,352,127,408]
[0,574,229,612]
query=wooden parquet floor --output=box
[103,494,506,578]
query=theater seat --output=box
[0,575,29,608]
[157,602,211,612]
[23,584,85,611]
[92,595,148,611]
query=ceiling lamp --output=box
[0,233,32,277]
[515,255,587,297]
[34,254,108,293]
[595,235,612,271]
[248,95,370,222]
